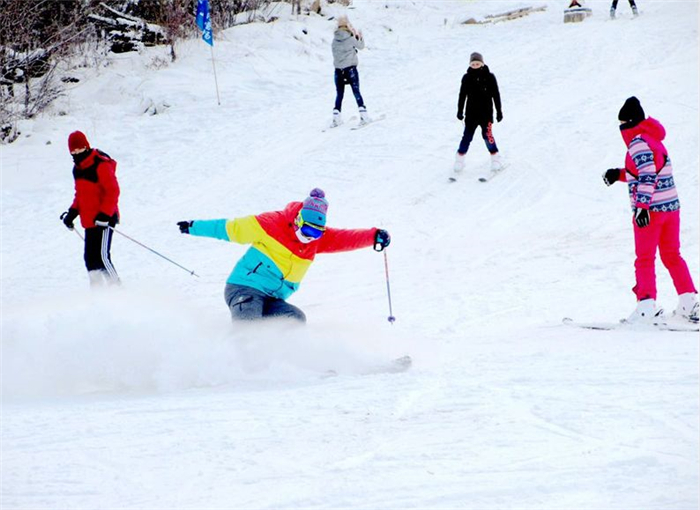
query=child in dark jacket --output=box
[453,52,504,175]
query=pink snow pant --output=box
[633,210,697,301]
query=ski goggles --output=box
[295,215,326,239]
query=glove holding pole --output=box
[373,229,395,323]
[60,208,79,230]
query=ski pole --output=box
[383,250,396,324]
[109,226,199,277]
[72,228,84,241]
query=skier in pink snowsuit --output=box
[603,97,697,323]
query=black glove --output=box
[456,112,464,121]
[496,111,503,122]
[94,212,112,228]
[603,168,620,186]
[177,221,193,234]
[60,208,79,230]
[634,208,650,228]
[374,229,391,252]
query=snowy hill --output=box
[1,1,698,508]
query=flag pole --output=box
[209,44,221,106]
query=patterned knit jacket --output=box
[619,117,680,213]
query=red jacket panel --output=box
[70,149,120,229]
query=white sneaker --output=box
[673,292,699,323]
[453,153,465,173]
[626,299,663,324]
[490,152,503,172]
[359,106,370,124]
[330,109,342,128]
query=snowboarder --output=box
[454,52,504,176]
[60,130,121,286]
[177,188,391,323]
[603,97,697,323]
[331,16,369,127]
[610,0,638,19]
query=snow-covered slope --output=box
[1,1,698,508]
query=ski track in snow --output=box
[1,1,698,509]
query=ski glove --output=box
[456,112,464,121]
[60,208,79,230]
[374,229,391,252]
[177,221,193,234]
[94,212,112,228]
[603,168,620,186]
[496,111,503,122]
[634,208,650,228]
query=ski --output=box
[350,113,386,130]
[321,115,357,133]
[562,317,698,333]
[322,355,413,378]
[362,355,412,374]
[478,163,508,182]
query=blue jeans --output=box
[334,66,365,112]
[224,284,306,323]
[457,119,498,155]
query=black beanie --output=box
[618,96,645,128]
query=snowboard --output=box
[562,317,698,333]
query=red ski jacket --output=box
[70,149,120,229]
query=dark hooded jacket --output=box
[457,65,502,123]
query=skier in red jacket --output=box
[60,131,121,286]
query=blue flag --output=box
[196,0,213,46]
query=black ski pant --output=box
[84,226,119,282]
[457,118,499,156]
[224,284,306,323]
[611,0,637,9]
[334,66,365,112]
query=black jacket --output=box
[457,65,502,123]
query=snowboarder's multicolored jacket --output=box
[189,202,377,300]
[618,117,680,213]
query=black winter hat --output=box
[618,96,645,128]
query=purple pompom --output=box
[309,188,325,199]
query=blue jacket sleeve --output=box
[189,219,230,241]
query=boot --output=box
[632,5,638,16]
[88,270,105,287]
[490,152,503,172]
[610,7,616,18]
[453,153,465,173]
[626,298,663,324]
[359,106,370,124]
[330,109,342,128]
[674,293,699,323]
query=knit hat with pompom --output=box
[301,188,329,226]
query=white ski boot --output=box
[490,152,503,172]
[359,106,370,125]
[626,298,663,324]
[453,153,465,173]
[632,5,638,16]
[673,292,699,323]
[609,7,616,18]
[330,109,342,128]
